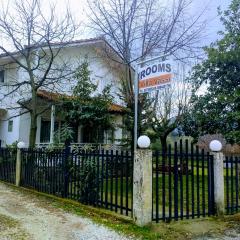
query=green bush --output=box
[78,158,99,205]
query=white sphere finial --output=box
[17,141,25,149]
[209,140,222,152]
[137,135,151,149]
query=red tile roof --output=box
[37,90,66,101]
[37,90,125,113]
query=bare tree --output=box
[87,0,205,149]
[87,0,205,103]
[142,65,191,151]
[0,0,78,147]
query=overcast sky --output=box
[198,0,230,44]
[64,0,231,46]
[0,0,232,48]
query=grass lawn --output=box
[101,165,240,219]
[31,164,240,219]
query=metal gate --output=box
[224,156,240,214]
[152,140,215,222]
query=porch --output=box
[35,90,124,151]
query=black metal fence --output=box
[3,144,240,222]
[224,156,240,214]
[153,140,215,222]
[20,148,133,216]
[0,148,16,184]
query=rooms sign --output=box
[138,60,173,94]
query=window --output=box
[0,70,4,83]
[40,120,59,143]
[8,120,13,132]
[40,120,50,143]
[82,126,104,143]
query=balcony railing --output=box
[35,142,124,151]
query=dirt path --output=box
[0,182,133,240]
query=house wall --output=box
[0,40,126,145]
[40,44,124,105]
[0,109,21,146]
[0,63,20,109]
[0,42,125,109]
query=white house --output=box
[0,38,128,149]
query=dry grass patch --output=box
[0,214,30,240]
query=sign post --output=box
[133,56,173,151]
[134,69,139,151]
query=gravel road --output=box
[0,182,133,240]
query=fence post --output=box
[210,143,225,216]
[16,142,26,187]
[133,148,152,226]
[15,148,21,186]
[63,140,71,198]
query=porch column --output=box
[50,105,55,144]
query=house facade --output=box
[0,38,127,149]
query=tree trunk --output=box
[29,89,37,148]
[160,135,168,153]
[29,113,37,148]
[160,135,168,163]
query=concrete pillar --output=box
[212,151,225,216]
[15,148,21,187]
[50,105,55,144]
[133,149,152,226]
